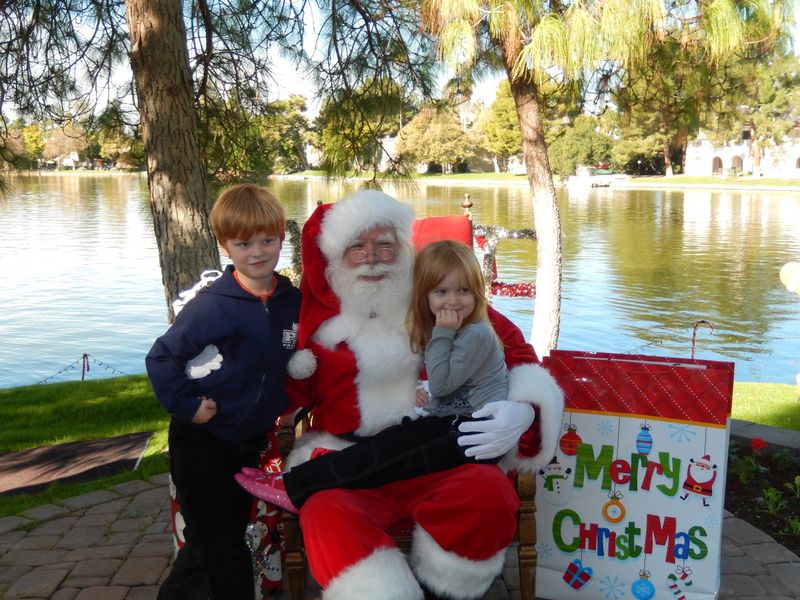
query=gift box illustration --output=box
[562,558,593,590]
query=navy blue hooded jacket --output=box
[146,266,301,442]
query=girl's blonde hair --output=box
[407,240,489,352]
[210,183,285,244]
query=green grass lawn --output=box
[0,375,170,516]
[0,375,167,452]
[732,382,800,431]
[0,375,797,517]
[286,171,800,190]
[624,175,800,189]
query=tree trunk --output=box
[126,0,220,323]
[506,75,562,358]
[674,131,688,175]
[663,138,674,177]
[751,136,761,177]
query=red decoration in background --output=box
[491,281,536,298]
[559,423,582,456]
[750,437,766,453]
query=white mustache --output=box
[352,263,395,278]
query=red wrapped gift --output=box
[563,558,593,589]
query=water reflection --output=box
[1,174,798,388]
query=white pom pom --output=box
[287,349,317,379]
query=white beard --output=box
[318,249,413,347]
[316,248,421,435]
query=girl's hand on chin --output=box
[435,309,463,331]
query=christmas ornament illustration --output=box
[635,423,653,455]
[559,423,582,456]
[602,490,626,523]
[631,569,655,600]
[666,566,693,599]
[680,453,718,506]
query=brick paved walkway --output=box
[1,418,799,599]
[1,471,799,599]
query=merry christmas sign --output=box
[537,350,734,600]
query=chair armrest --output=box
[276,425,296,459]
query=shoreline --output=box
[14,170,147,178]
[269,173,800,193]
[14,170,800,193]
[270,172,534,187]
[610,179,800,193]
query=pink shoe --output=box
[240,466,270,479]
[235,471,298,513]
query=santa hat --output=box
[286,191,415,379]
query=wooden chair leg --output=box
[282,512,305,600]
[516,471,537,600]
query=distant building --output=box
[685,126,800,178]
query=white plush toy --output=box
[171,269,225,380]
[185,344,223,379]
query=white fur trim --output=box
[283,431,355,470]
[410,525,505,599]
[349,323,422,435]
[499,363,565,474]
[287,349,316,379]
[315,313,363,349]
[319,191,414,262]
[324,547,423,600]
[313,313,421,435]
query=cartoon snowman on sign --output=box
[680,454,718,507]
[538,456,573,505]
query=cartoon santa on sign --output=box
[680,454,718,507]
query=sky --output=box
[6,4,798,124]
[268,50,504,119]
[272,1,800,116]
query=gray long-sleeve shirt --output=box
[423,320,509,416]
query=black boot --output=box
[421,585,452,600]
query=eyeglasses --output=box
[345,247,399,263]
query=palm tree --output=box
[421,0,790,357]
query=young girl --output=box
[235,240,509,512]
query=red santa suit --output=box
[285,191,564,600]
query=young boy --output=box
[146,184,301,600]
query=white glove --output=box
[457,400,535,460]
[185,344,223,379]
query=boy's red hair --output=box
[210,184,285,244]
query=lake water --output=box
[2,173,799,388]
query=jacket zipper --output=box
[238,299,270,426]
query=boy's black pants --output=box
[283,414,499,507]
[158,420,267,600]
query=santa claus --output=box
[284,190,564,600]
[680,454,718,507]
